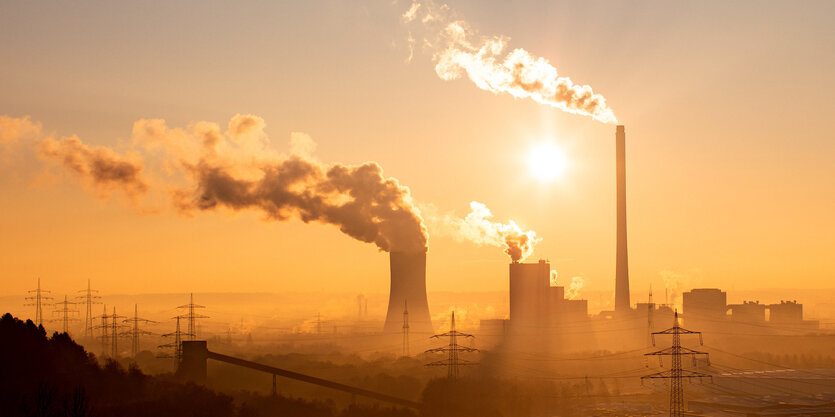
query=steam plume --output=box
[427,201,540,263]
[136,117,428,253]
[0,115,41,144]
[402,1,617,123]
[39,135,149,197]
[567,276,585,300]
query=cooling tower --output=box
[614,125,631,313]
[384,251,433,334]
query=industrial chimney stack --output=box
[615,125,631,313]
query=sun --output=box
[528,143,567,182]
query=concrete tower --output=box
[384,252,433,335]
[615,125,631,313]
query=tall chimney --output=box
[615,125,631,313]
[384,251,433,335]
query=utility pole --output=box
[121,304,157,357]
[159,315,192,370]
[52,295,79,334]
[642,311,711,417]
[110,307,127,358]
[177,293,207,340]
[75,279,101,337]
[25,278,53,327]
[425,312,478,379]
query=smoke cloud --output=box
[427,201,540,263]
[402,1,617,124]
[136,116,428,253]
[567,276,585,300]
[0,115,41,144]
[39,135,149,198]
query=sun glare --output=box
[528,143,567,182]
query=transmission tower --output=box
[75,279,101,337]
[109,307,127,358]
[642,311,711,417]
[647,285,654,347]
[52,295,80,334]
[25,278,53,327]
[159,315,192,369]
[425,312,478,379]
[402,301,410,357]
[94,304,111,356]
[177,293,207,340]
[121,304,157,357]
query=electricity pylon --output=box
[425,312,478,379]
[159,315,192,369]
[75,279,101,337]
[177,293,207,340]
[642,311,711,417]
[25,278,53,327]
[402,301,410,357]
[52,295,79,334]
[109,307,127,358]
[121,304,157,357]
[94,304,111,356]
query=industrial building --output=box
[383,251,433,335]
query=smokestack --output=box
[384,252,433,334]
[615,125,631,313]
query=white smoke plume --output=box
[660,269,700,311]
[550,269,559,287]
[567,276,585,300]
[426,201,540,263]
[402,1,617,123]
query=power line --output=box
[642,311,711,417]
[25,278,53,327]
[425,311,478,379]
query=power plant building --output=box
[508,260,589,333]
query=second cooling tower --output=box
[383,251,433,335]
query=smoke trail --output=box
[402,1,617,124]
[427,201,540,263]
[40,135,149,198]
[1,114,428,253]
[567,276,585,300]
[137,116,428,253]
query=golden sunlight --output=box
[528,142,567,182]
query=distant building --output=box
[683,288,728,323]
[728,301,767,323]
[509,259,589,333]
[768,300,803,323]
[509,260,551,331]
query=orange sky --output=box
[1,1,833,300]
